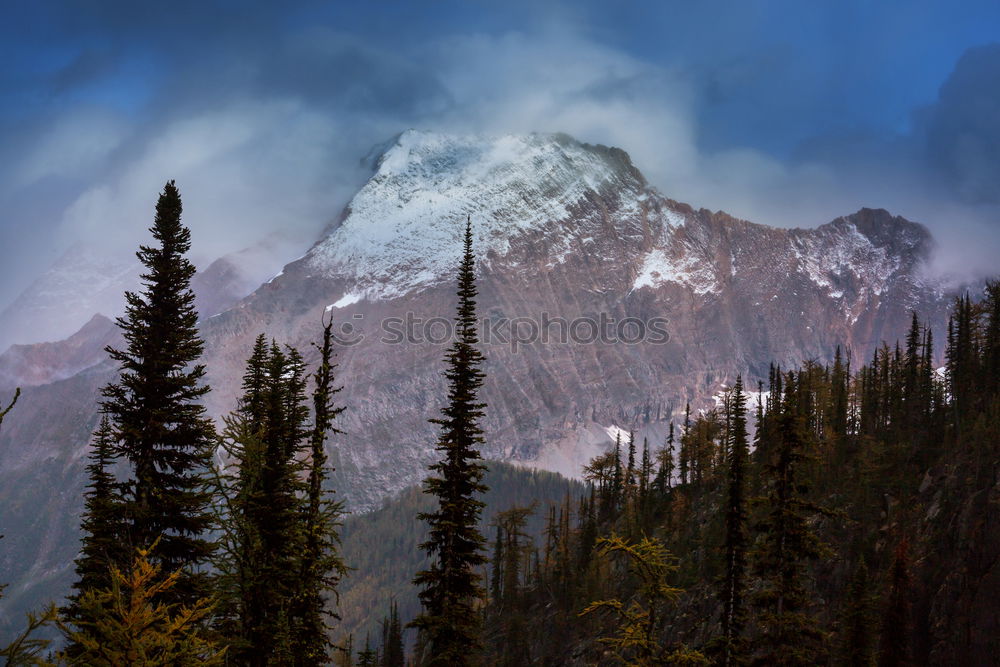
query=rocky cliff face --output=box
[195,130,950,508]
[0,130,956,634]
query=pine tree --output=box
[680,403,691,485]
[719,375,749,666]
[381,601,405,667]
[291,318,349,664]
[751,372,830,666]
[411,218,489,666]
[842,558,876,667]
[100,181,216,605]
[216,333,345,665]
[64,415,128,648]
[357,634,378,667]
[654,422,675,498]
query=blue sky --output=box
[1,0,998,305]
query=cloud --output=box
[1,2,999,313]
[922,43,1000,205]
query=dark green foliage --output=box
[214,327,347,665]
[750,371,833,666]
[719,376,749,666]
[291,319,349,664]
[334,464,582,651]
[411,219,489,665]
[842,558,876,667]
[63,415,128,650]
[380,602,405,667]
[100,181,216,605]
[485,506,534,666]
[356,634,377,667]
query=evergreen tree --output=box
[654,422,675,498]
[680,404,691,485]
[64,415,128,647]
[411,218,489,666]
[842,558,876,667]
[357,635,378,667]
[751,372,830,666]
[719,375,749,666]
[215,331,346,665]
[291,318,349,664]
[100,181,216,605]
[381,602,405,667]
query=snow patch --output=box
[632,248,718,296]
[605,424,631,444]
[325,293,362,311]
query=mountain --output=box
[197,130,951,508]
[0,245,141,352]
[0,130,958,638]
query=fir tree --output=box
[215,334,344,665]
[100,181,216,605]
[411,218,489,666]
[719,375,749,666]
[751,372,830,666]
[654,422,675,498]
[291,318,349,664]
[842,558,876,667]
[381,601,405,667]
[680,403,691,485]
[357,635,378,667]
[64,415,128,648]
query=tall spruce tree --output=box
[719,375,749,666]
[411,218,489,666]
[842,558,876,667]
[64,414,128,645]
[100,180,216,605]
[216,334,340,665]
[751,371,830,666]
[381,601,405,667]
[291,318,349,664]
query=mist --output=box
[2,0,999,311]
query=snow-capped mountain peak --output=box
[305,130,650,299]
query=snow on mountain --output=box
[305,130,647,300]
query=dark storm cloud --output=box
[923,44,1000,205]
[1,0,999,309]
